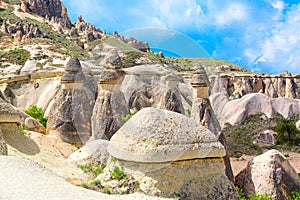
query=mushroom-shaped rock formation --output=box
[0,99,20,155]
[107,108,239,199]
[47,57,93,146]
[191,66,234,181]
[91,52,129,140]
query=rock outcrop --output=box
[107,108,239,199]
[159,74,184,114]
[22,0,72,29]
[47,57,93,146]
[113,32,150,52]
[190,66,234,182]
[211,73,300,100]
[91,51,129,140]
[235,150,300,199]
[210,92,300,126]
[68,139,109,166]
[74,16,103,42]
[0,99,21,155]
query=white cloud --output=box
[214,3,247,26]
[245,3,300,73]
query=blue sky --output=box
[62,0,300,74]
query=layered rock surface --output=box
[235,150,300,199]
[91,51,129,140]
[211,73,300,100]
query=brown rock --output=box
[25,117,46,134]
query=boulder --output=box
[107,108,238,199]
[235,150,300,199]
[160,88,184,114]
[253,130,277,147]
[68,139,109,166]
[24,117,46,134]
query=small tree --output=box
[275,119,300,145]
[24,105,48,128]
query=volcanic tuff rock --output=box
[47,57,94,146]
[235,150,300,199]
[22,0,72,29]
[91,51,129,140]
[0,128,7,155]
[68,139,110,166]
[211,73,300,99]
[107,108,238,199]
[210,92,300,126]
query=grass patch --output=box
[79,163,106,178]
[0,48,31,65]
[224,113,300,157]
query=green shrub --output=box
[24,105,47,128]
[275,119,300,145]
[290,190,300,200]
[111,166,126,180]
[248,194,272,200]
[79,164,106,178]
[122,112,136,122]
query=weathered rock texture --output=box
[0,99,21,155]
[47,57,94,146]
[68,139,109,166]
[160,74,184,114]
[91,51,129,140]
[210,92,300,126]
[235,150,300,199]
[211,73,300,99]
[107,108,238,199]
[0,128,7,155]
[113,32,150,52]
[22,0,72,29]
[190,66,234,182]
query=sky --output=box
[62,0,300,74]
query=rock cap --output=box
[108,107,225,163]
[0,99,20,123]
[190,66,209,87]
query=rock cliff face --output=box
[47,57,95,146]
[211,73,300,100]
[1,19,43,43]
[22,0,72,29]
[235,150,300,199]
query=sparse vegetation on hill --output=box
[0,48,30,65]
[224,113,300,157]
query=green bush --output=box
[290,190,300,200]
[24,105,48,128]
[79,164,106,178]
[111,166,126,180]
[275,119,300,145]
[248,194,272,200]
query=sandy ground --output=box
[231,151,300,177]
